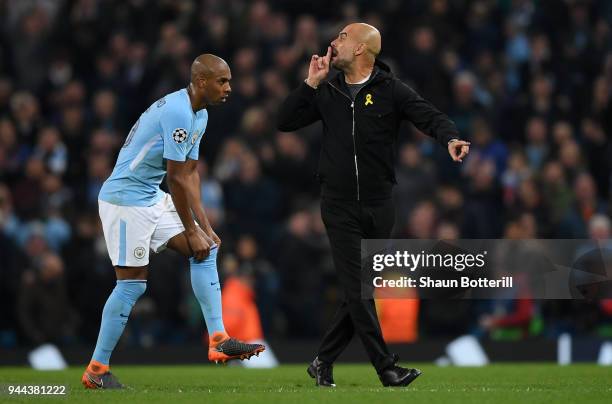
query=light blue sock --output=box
[190,247,225,334]
[91,280,147,365]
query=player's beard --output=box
[331,53,351,71]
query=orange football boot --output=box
[81,360,124,389]
[208,331,265,364]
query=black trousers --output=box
[318,197,396,373]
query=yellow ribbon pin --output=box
[364,93,373,106]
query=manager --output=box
[277,23,470,387]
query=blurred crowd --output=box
[1,0,612,349]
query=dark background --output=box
[1,0,611,354]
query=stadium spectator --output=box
[17,252,79,346]
[234,234,278,334]
[224,151,281,249]
[276,208,331,338]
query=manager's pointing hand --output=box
[448,139,471,163]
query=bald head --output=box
[191,54,229,81]
[331,23,381,72]
[346,23,381,58]
[188,53,232,108]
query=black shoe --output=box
[82,370,124,389]
[379,366,422,387]
[307,357,336,387]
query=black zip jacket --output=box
[277,59,459,201]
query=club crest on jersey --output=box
[191,130,200,145]
[134,247,146,259]
[172,128,188,143]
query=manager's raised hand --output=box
[305,46,332,89]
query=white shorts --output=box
[98,193,185,267]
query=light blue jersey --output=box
[99,89,208,206]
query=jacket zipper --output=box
[351,101,359,200]
[328,82,361,201]
[328,74,378,200]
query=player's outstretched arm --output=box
[167,159,212,260]
[394,81,460,145]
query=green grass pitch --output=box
[1,364,611,403]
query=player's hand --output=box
[448,139,470,163]
[209,228,221,248]
[186,229,211,261]
[306,46,332,88]
[202,224,222,248]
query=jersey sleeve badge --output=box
[172,128,188,143]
